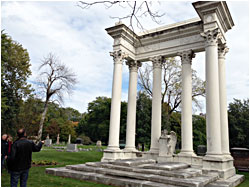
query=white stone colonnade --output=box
[102,1,235,180]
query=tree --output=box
[136,91,152,148]
[36,53,77,141]
[138,57,205,129]
[1,31,32,134]
[77,96,127,145]
[228,99,249,148]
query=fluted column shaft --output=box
[107,50,127,150]
[124,61,141,151]
[218,44,230,155]
[149,56,164,152]
[201,29,222,155]
[178,50,196,156]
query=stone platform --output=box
[46,159,244,187]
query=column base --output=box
[178,150,197,157]
[106,146,120,151]
[142,150,159,160]
[101,148,141,162]
[202,155,235,180]
[123,147,137,152]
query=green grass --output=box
[1,147,110,187]
[2,145,249,187]
[237,171,249,187]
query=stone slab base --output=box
[202,155,235,180]
[142,151,159,160]
[45,159,245,187]
[101,149,141,161]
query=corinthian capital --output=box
[218,44,229,59]
[149,55,165,69]
[126,60,142,72]
[110,50,128,64]
[201,28,221,47]
[177,50,195,65]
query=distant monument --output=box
[68,134,71,144]
[45,134,52,146]
[96,140,102,147]
[56,134,60,145]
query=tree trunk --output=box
[37,100,49,141]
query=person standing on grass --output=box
[7,135,13,157]
[7,128,44,187]
[1,134,8,172]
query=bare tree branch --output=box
[77,1,165,31]
[138,57,205,124]
[36,53,77,141]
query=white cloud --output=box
[1,1,249,113]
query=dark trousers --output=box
[1,155,6,171]
[10,169,29,187]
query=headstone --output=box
[159,130,177,156]
[45,138,52,146]
[76,138,82,144]
[66,144,78,152]
[56,134,60,145]
[197,145,206,156]
[96,140,102,147]
[68,134,71,144]
[231,147,249,171]
[46,134,50,139]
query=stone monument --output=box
[68,134,71,144]
[157,130,177,162]
[56,134,60,145]
[45,2,244,186]
[66,144,78,152]
[96,140,102,147]
[45,134,52,146]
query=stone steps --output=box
[45,159,244,187]
[65,164,218,187]
[71,163,202,179]
[46,167,177,187]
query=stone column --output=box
[107,50,127,151]
[201,29,222,156]
[149,56,164,153]
[218,44,231,156]
[124,60,142,151]
[178,50,196,156]
[68,134,71,144]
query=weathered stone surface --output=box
[111,158,156,167]
[205,174,245,187]
[46,160,244,187]
[140,162,189,171]
[66,144,78,152]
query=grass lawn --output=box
[1,145,249,187]
[1,145,110,187]
[237,171,249,187]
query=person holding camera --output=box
[7,128,44,187]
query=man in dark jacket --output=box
[1,134,8,171]
[7,128,44,187]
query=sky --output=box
[1,1,249,114]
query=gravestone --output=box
[96,140,102,147]
[68,134,71,144]
[231,147,249,171]
[76,138,83,144]
[197,145,206,156]
[56,134,60,145]
[45,138,52,146]
[66,144,78,152]
[159,130,177,156]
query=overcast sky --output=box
[1,1,249,114]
